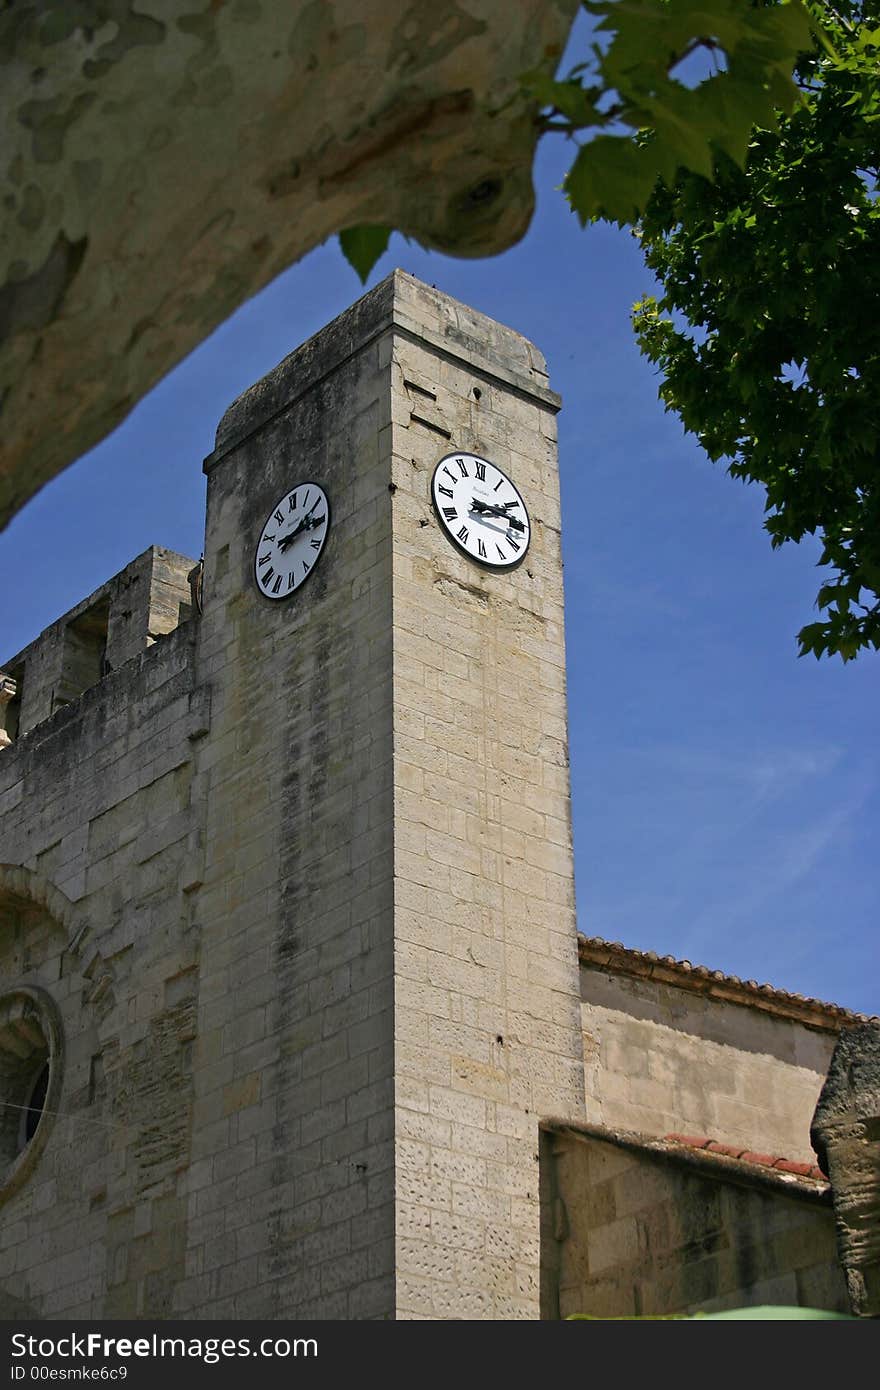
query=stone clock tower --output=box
[0,270,585,1321]
[194,270,585,1319]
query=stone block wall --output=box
[544,1127,848,1318]
[182,270,586,1319]
[2,547,196,740]
[386,276,585,1318]
[0,619,207,1317]
[181,280,400,1320]
[581,955,841,1164]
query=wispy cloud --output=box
[576,739,875,995]
[685,770,874,958]
[627,742,844,805]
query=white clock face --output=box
[431,452,530,570]
[254,481,330,599]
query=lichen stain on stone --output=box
[18,90,98,165]
[108,992,197,1199]
[388,3,487,76]
[0,232,88,345]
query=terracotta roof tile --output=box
[705,1140,749,1160]
[665,1132,827,1182]
[541,1119,831,1199]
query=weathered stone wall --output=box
[386,276,585,1318]
[0,620,207,1317]
[1,0,579,528]
[180,269,585,1319]
[2,547,195,737]
[581,964,838,1165]
[811,1023,880,1317]
[177,276,400,1320]
[544,1128,848,1318]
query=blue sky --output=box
[2,102,877,1018]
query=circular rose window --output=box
[0,988,62,1204]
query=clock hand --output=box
[469,499,525,532]
[278,510,326,551]
[278,521,305,551]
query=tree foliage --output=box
[526,0,813,223]
[632,1,880,659]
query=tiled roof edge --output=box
[541,1118,831,1201]
[577,934,877,1033]
[663,1132,826,1182]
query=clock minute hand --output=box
[278,509,326,551]
[278,519,306,551]
[470,499,525,532]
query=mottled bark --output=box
[1,1,577,526]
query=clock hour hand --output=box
[278,509,326,551]
[469,499,525,532]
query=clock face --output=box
[254,481,330,599]
[430,452,530,570]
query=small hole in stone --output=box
[526,570,534,579]
[388,483,397,494]
[496,1034,504,1045]
[473,387,482,401]
[419,519,428,528]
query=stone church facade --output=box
[0,273,868,1319]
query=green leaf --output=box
[338,225,391,283]
[566,136,679,225]
[521,69,605,128]
[539,0,816,228]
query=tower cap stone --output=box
[206,269,559,469]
